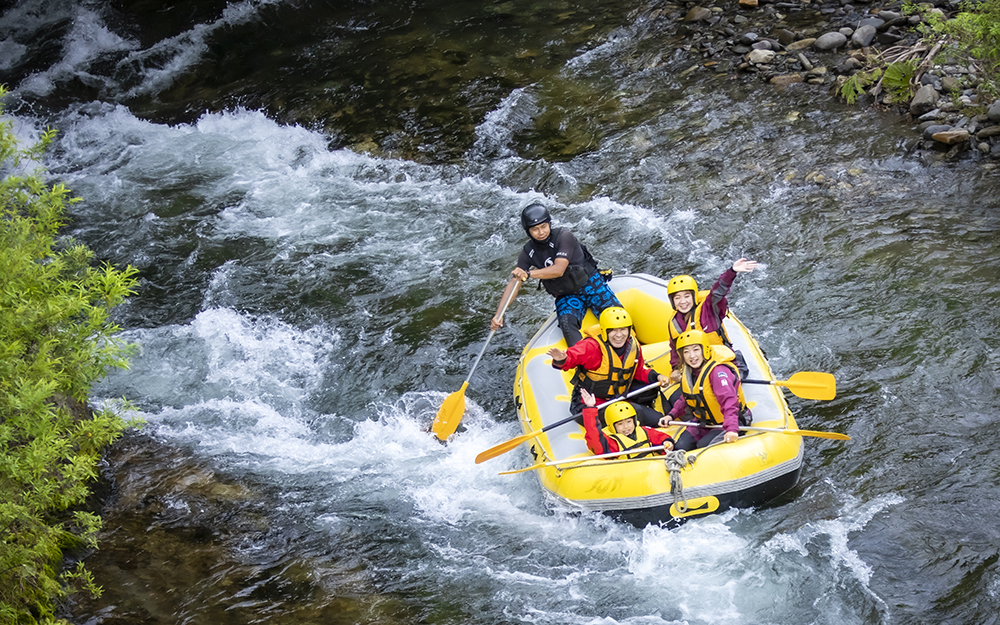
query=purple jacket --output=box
[669,267,737,370]
[668,363,741,442]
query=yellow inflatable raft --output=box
[512,273,803,527]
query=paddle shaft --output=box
[663,421,850,441]
[474,380,662,463]
[465,279,521,383]
[499,445,670,475]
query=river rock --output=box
[739,0,759,7]
[787,38,816,51]
[978,125,1000,140]
[837,56,864,74]
[910,85,940,116]
[852,25,877,47]
[941,76,961,93]
[815,32,848,51]
[922,124,952,139]
[684,6,713,22]
[753,41,773,51]
[839,27,854,37]
[877,32,903,45]
[989,100,1000,123]
[749,49,776,64]
[932,129,970,145]
[775,29,798,45]
[859,17,885,29]
[770,73,804,85]
[877,10,901,20]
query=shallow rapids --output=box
[2,0,999,623]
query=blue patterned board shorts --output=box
[554,271,622,323]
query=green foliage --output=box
[839,68,882,104]
[908,0,1000,95]
[941,0,1000,72]
[883,59,920,103]
[1,86,139,623]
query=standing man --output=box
[490,203,621,346]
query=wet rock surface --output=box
[660,0,1000,162]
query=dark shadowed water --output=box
[2,0,999,623]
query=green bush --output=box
[941,0,1000,75]
[906,0,1000,96]
[1,86,139,624]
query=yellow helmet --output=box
[604,402,637,429]
[676,329,712,361]
[667,275,698,305]
[598,307,632,341]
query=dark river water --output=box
[3,0,1000,623]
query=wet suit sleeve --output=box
[553,229,585,266]
[516,247,533,271]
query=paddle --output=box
[662,421,850,440]
[474,381,662,463]
[498,445,670,475]
[742,371,836,401]
[431,278,521,441]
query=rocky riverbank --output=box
[662,0,1000,161]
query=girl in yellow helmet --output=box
[580,388,673,458]
[665,258,758,382]
[657,329,751,450]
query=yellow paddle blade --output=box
[475,428,541,463]
[778,371,837,401]
[431,382,468,441]
[788,428,850,440]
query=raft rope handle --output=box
[665,450,695,513]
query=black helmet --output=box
[520,203,551,232]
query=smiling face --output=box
[672,290,695,314]
[681,344,704,369]
[614,416,636,436]
[607,326,630,348]
[528,222,550,241]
